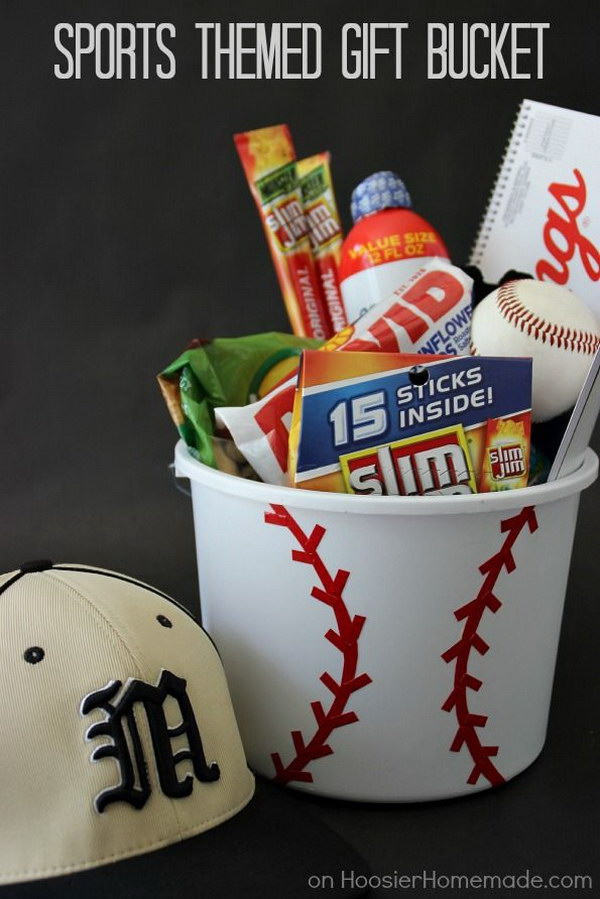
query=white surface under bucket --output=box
[175,440,598,802]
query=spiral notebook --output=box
[471,99,600,318]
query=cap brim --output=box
[3,779,370,898]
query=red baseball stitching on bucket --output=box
[496,282,599,353]
[441,505,539,787]
[265,503,372,785]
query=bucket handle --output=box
[168,462,191,498]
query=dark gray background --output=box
[3,1,599,895]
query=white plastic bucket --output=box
[175,440,598,802]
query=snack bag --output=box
[288,350,532,494]
[234,125,331,340]
[298,152,347,334]
[158,332,320,468]
[216,375,298,485]
[216,261,473,485]
[334,258,472,356]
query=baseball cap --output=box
[0,561,370,898]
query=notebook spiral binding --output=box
[469,100,532,267]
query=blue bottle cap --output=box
[350,171,412,223]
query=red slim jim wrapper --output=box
[234,125,331,340]
[298,153,348,334]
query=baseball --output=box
[471,279,600,421]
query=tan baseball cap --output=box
[0,562,369,898]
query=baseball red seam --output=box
[496,283,599,353]
[265,503,372,785]
[441,505,539,787]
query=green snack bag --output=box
[158,332,320,468]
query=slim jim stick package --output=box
[298,152,347,334]
[234,125,331,340]
[288,350,532,494]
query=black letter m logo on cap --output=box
[82,669,220,812]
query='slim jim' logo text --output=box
[488,443,526,481]
[342,428,477,496]
[266,197,308,250]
